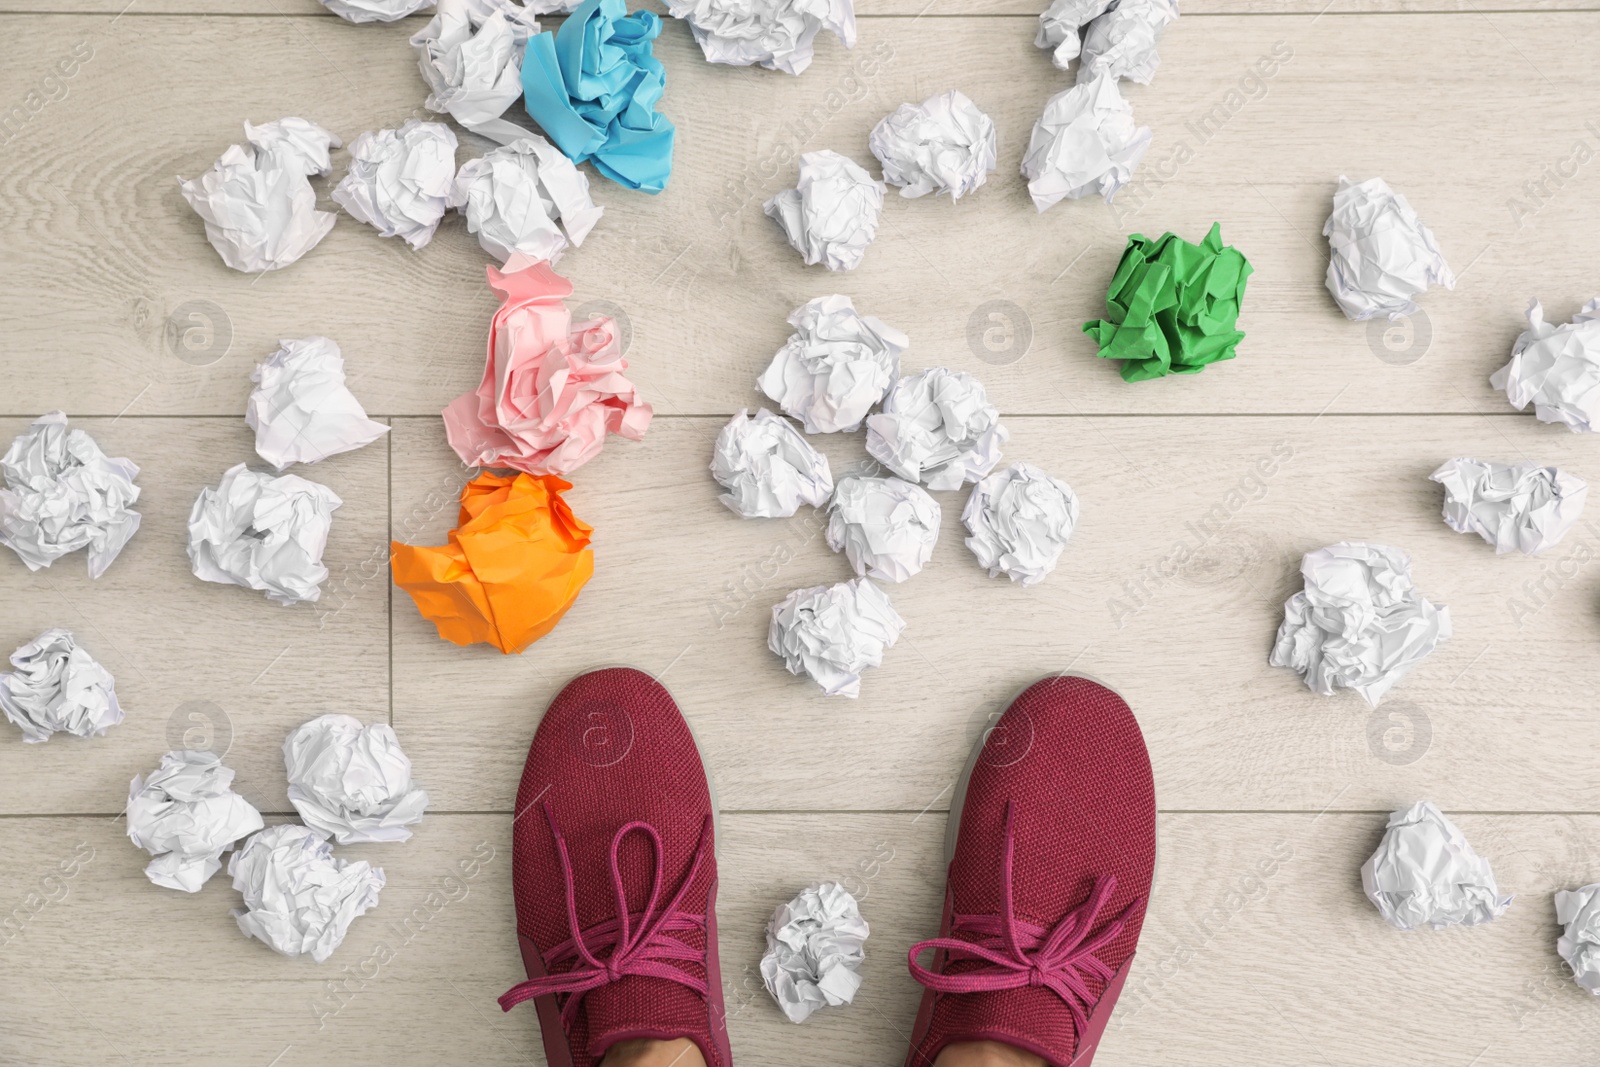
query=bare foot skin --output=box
[933,1040,1048,1067]
[600,1037,707,1067]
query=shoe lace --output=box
[905,800,1141,1035]
[498,802,714,1022]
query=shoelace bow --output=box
[499,803,713,1022]
[906,800,1142,1035]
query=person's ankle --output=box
[599,1037,706,1067]
[933,1040,1048,1067]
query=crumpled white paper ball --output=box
[0,411,140,578]
[1268,542,1451,708]
[1323,176,1455,322]
[869,90,997,201]
[757,295,907,434]
[411,0,541,144]
[826,475,940,583]
[760,881,870,1024]
[0,629,122,744]
[1021,71,1150,211]
[284,714,430,845]
[248,337,390,471]
[765,150,885,272]
[1489,298,1600,432]
[229,824,385,963]
[711,409,834,518]
[1555,884,1600,993]
[333,120,459,249]
[665,0,856,75]
[320,0,433,21]
[1360,801,1511,931]
[127,751,265,893]
[962,462,1079,587]
[1035,0,1113,70]
[866,368,1008,491]
[178,117,341,274]
[1429,457,1587,556]
[187,464,343,606]
[451,136,604,263]
[768,578,905,698]
[1076,0,1179,86]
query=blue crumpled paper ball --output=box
[521,0,675,193]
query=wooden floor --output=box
[4,2,1600,1064]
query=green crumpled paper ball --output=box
[1082,222,1252,382]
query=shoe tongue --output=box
[584,974,708,1062]
[922,986,1083,1066]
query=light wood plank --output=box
[0,14,1596,416]
[3,811,1598,1065]
[0,5,1594,1066]
[390,413,1600,815]
[0,417,390,815]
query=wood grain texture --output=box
[2,811,1597,1066]
[0,14,1597,416]
[1,3,1596,1064]
[388,413,1600,815]
[0,417,390,815]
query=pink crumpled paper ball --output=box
[443,255,652,475]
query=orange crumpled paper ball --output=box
[391,471,593,654]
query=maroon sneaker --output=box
[499,667,732,1067]
[904,674,1156,1067]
